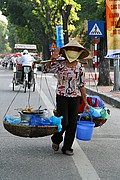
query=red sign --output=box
[116,18,120,28]
[50,42,56,52]
[51,42,56,48]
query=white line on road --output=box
[73,141,101,180]
[36,81,101,180]
[9,83,13,88]
[36,82,54,115]
[37,74,53,78]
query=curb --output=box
[86,87,120,108]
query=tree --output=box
[0,0,112,87]
[74,0,112,86]
[0,20,10,53]
[96,0,112,85]
[0,0,54,59]
[53,0,81,44]
[0,0,81,58]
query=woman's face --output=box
[64,47,83,63]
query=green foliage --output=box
[72,0,105,49]
[0,0,82,57]
[0,0,106,56]
[0,21,7,37]
[0,20,10,53]
[96,0,106,20]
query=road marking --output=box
[36,81,101,180]
[37,74,52,78]
[36,82,54,115]
[73,141,101,180]
[51,85,56,90]
[9,83,12,88]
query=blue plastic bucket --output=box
[76,121,95,141]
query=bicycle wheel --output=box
[12,73,16,91]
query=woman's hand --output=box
[84,103,90,112]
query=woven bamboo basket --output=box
[54,108,107,128]
[79,115,107,127]
[93,118,107,127]
[3,121,58,138]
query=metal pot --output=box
[18,108,48,123]
[21,109,45,115]
[18,111,31,123]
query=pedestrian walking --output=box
[45,40,90,155]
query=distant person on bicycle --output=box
[20,50,35,87]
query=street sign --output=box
[14,44,37,50]
[56,25,64,48]
[88,20,104,37]
[50,42,57,51]
[105,52,120,59]
[51,42,56,49]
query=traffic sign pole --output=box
[88,21,104,85]
[94,37,98,84]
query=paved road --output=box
[0,66,120,180]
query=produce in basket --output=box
[79,106,110,127]
[93,118,107,127]
[20,107,34,112]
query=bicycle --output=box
[23,66,36,93]
[12,65,36,93]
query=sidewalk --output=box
[85,71,120,108]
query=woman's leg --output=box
[28,68,33,83]
[21,66,24,82]
[62,96,80,152]
[51,94,69,145]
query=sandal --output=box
[62,148,74,156]
[52,143,59,151]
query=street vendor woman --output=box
[44,39,90,156]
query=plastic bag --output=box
[29,115,52,126]
[89,106,102,118]
[49,116,63,132]
[100,108,110,119]
[88,95,105,107]
[4,115,21,124]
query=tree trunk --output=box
[62,5,72,44]
[62,13,69,44]
[98,57,112,86]
[42,37,51,60]
[97,23,112,86]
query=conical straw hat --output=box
[59,40,89,59]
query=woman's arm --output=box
[80,86,90,111]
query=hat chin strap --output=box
[64,50,84,63]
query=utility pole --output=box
[113,57,120,91]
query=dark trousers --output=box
[21,66,32,82]
[51,94,80,151]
